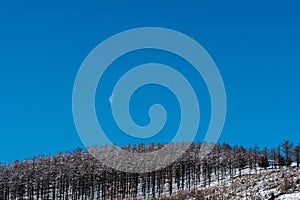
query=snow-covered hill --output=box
[1,142,299,200]
[158,167,300,200]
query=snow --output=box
[160,165,300,199]
[278,193,300,200]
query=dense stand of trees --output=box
[0,141,299,200]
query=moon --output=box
[109,94,114,104]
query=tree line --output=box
[0,140,299,199]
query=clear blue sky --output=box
[0,0,299,163]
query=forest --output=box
[0,141,299,200]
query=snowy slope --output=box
[158,167,300,200]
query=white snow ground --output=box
[154,165,300,200]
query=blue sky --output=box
[0,0,299,163]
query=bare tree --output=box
[294,144,300,168]
[281,140,294,166]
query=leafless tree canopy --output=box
[0,141,298,199]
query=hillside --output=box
[159,166,300,200]
[0,142,299,199]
